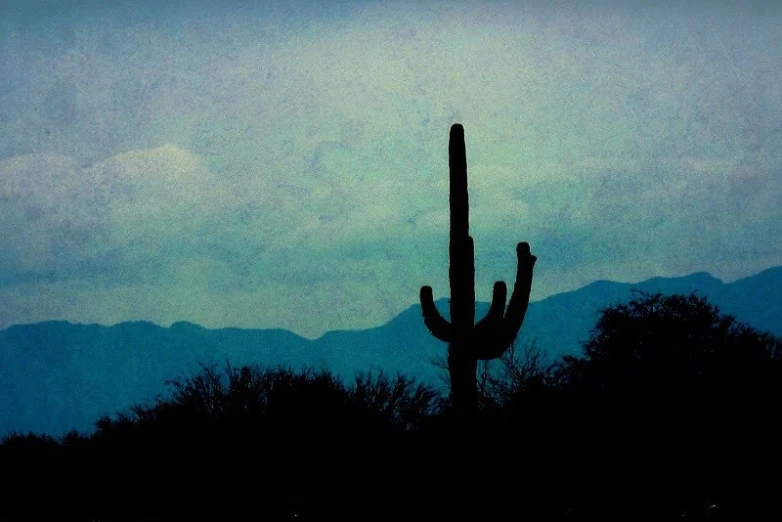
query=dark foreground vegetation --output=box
[3,292,782,521]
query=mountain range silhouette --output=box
[2,266,781,436]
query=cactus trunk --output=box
[420,124,537,417]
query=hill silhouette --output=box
[1,267,781,436]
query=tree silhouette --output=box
[556,290,782,395]
[419,124,537,418]
[477,339,553,409]
[550,291,782,518]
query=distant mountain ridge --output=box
[2,266,781,437]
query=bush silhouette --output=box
[1,363,445,520]
[556,290,782,395]
[548,291,782,518]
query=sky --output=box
[1,0,781,338]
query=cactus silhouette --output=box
[420,124,537,416]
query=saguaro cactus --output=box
[420,124,537,416]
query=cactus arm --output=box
[474,281,507,332]
[474,243,537,360]
[471,281,508,359]
[503,241,537,336]
[420,286,453,342]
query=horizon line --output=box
[2,262,779,339]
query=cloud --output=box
[1,2,782,336]
[0,146,219,282]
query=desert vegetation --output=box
[3,291,781,520]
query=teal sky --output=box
[1,1,781,338]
